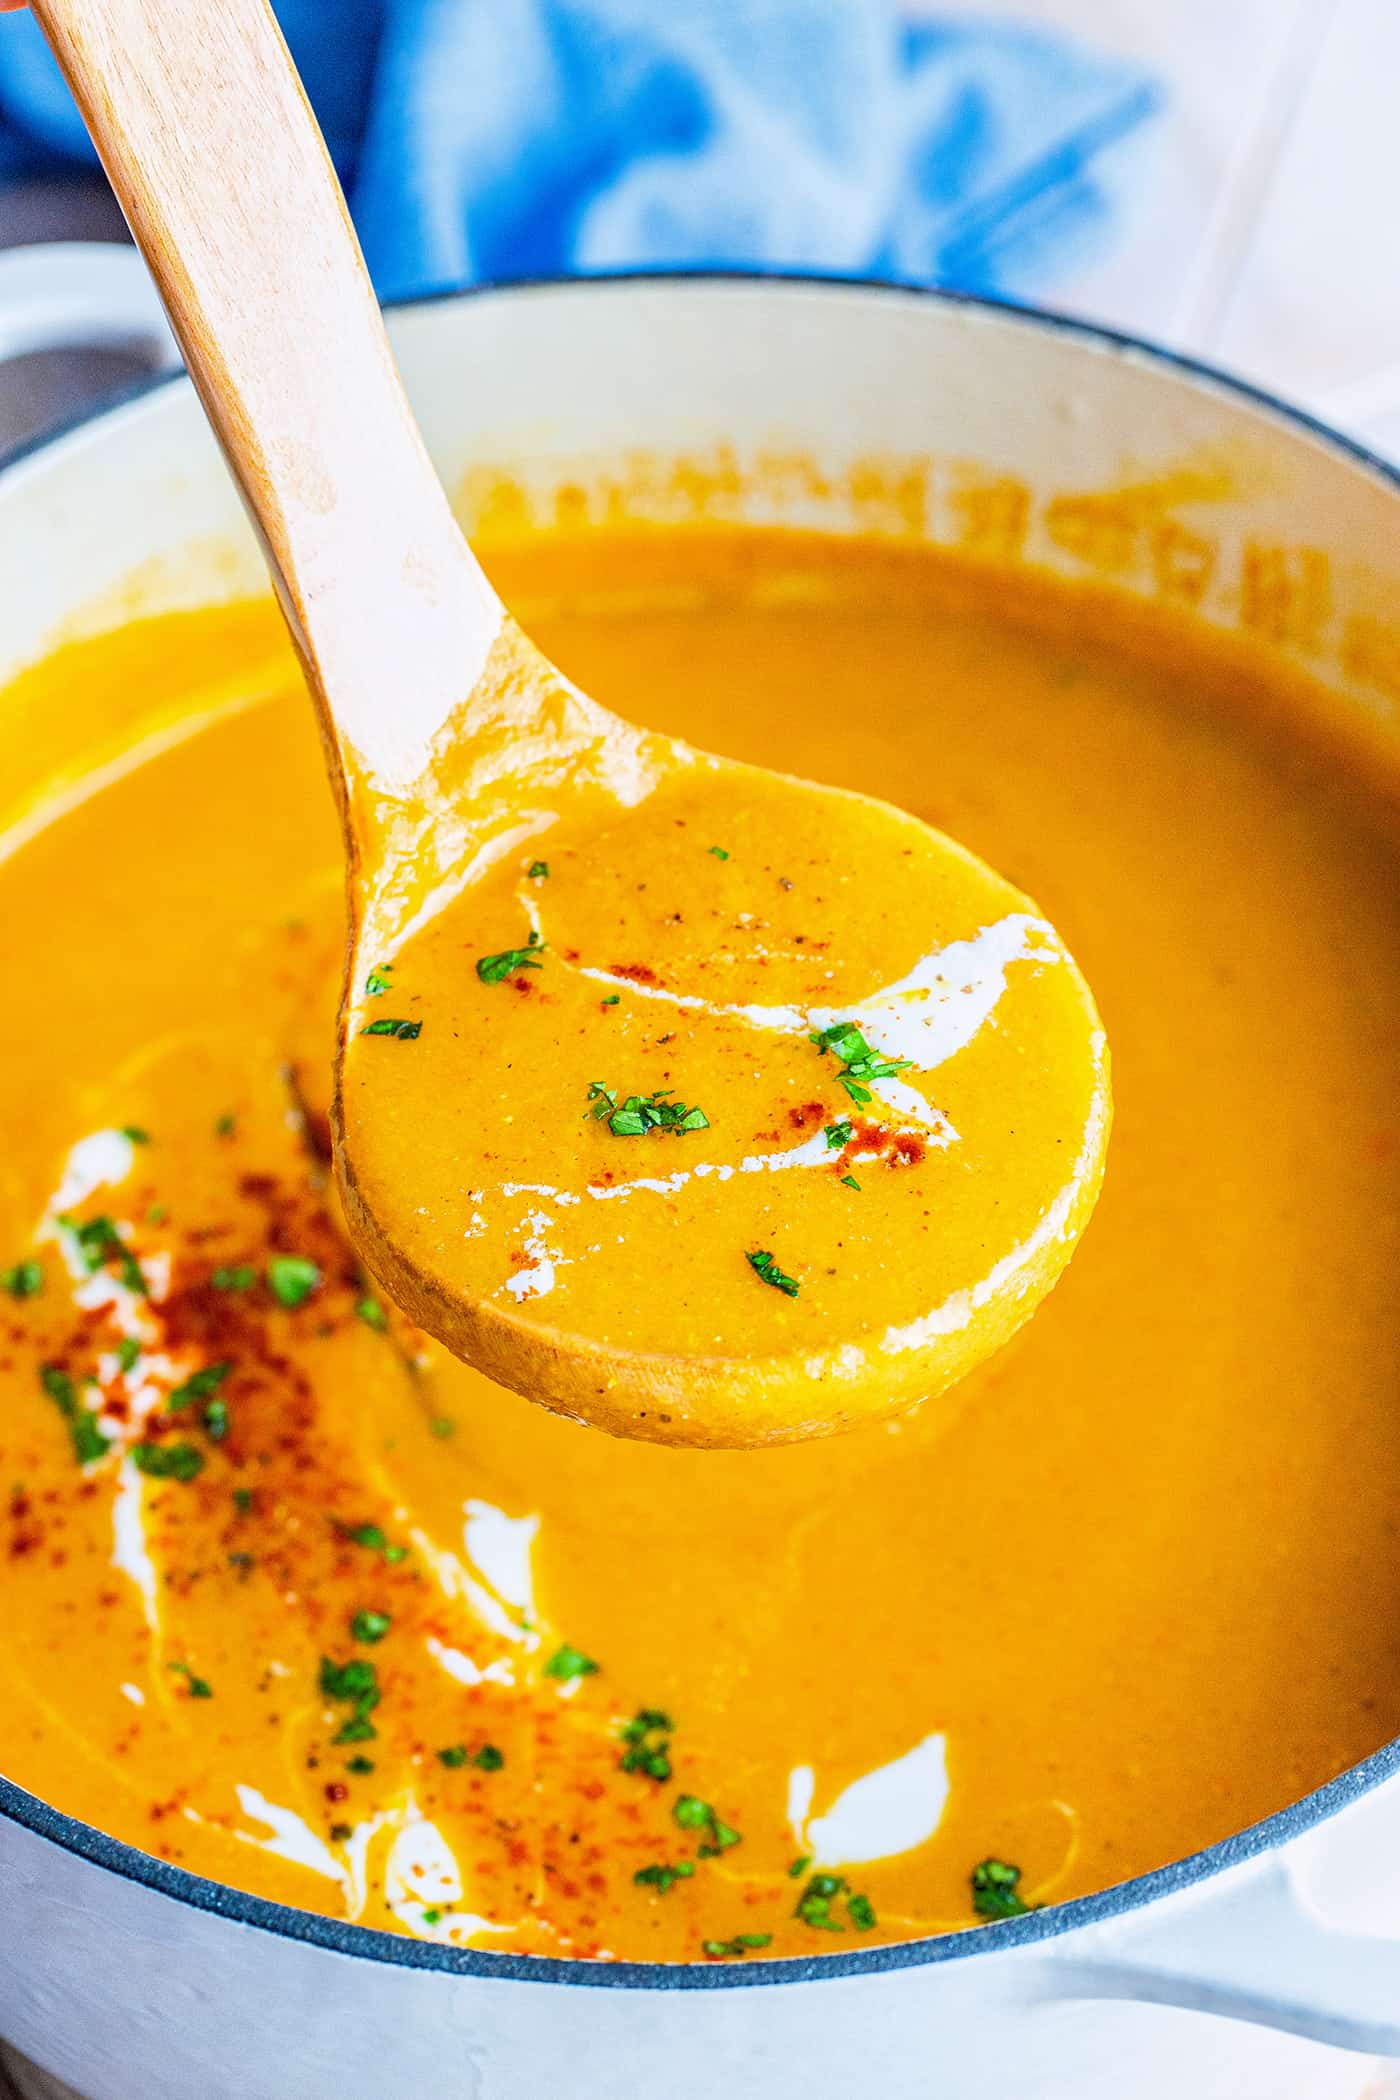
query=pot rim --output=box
[2,265,1398,1993]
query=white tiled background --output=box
[0,2,1397,2094]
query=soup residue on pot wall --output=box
[3,525,1400,1962]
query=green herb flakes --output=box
[619,1709,673,1783]
[203,1397,230,1442]
[970,1858,1033,1920]
[421,1908,443,1925]
[544,1642,599,1682]
[131,1441,204,1482]
[267,1255,321,1308]
[840,1173,861,1191]
[602,994,620,1006]
[351,1610,392,1644]
[788,1855,812,1878]
[319,1655,380,1745]
[361,1017,422,1040]
[364,965,393,996]
[167,1361,231,1411]
[790,1873,875,1933]
[355,1297,388,1331]
[120,1125,150,1145]
[2,1259,43,1299]
[634,1860,695,1894]
[527,861,549,881]
[211,1264,256,1293]
[708,845,730,860]
[587,1083,709,1137]
[672,1794,741,1855]
[429,1416,457,1439]
[473,1744,505,1772]
[823,1121,853,1151]
[40,1363,110,1466]
[437,1744,467,1769]
[809,1019,912,1106]
[116,1337,141,1374]
[347,1755,375,1775]
[746,1249,799,1297]
[476,929,544,985]
[57,1214,146,1297]
[232,1488,253,1515]
[169,1661,213,1699]
[336,1520,407,1565]
[703,1935,772,1958]
[214,1113,237,1139]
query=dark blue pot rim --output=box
[3,266,1399,1993]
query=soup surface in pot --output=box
[3,524,1400,1963]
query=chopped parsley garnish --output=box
[708,845,730,860]
[634,1860,695,1894]
[473,1743,505,1772]
[672,1794,741,1855]
[232,1487,253,1515]
[40,1363,110,1466]
[120,1125,150,1145]
[361,1017,422,1040]
[116,1337,141,1374]
[347,1755,375,1775]
[840,1173,861,1191]
[788,1855,812,1878]
[602,994,620,1006]
[476,929,544,985]
[2,1259,42,1299]
[57,1213,146,1297]
[544,1642,599,1682]
[131,1441,205,1482]
[527,861,549,881]
[437,1744,467,1769]
[810,1019,912,1106]
[319,1655,380,1744]
[203,1397,230,1442]
[364,964,393,996]
[746,1249,799,1297]
[41,1365,76,1408]
[211,1264,256,1293]
[351,1610,391,1644]
[421,1908,443,1925]
[971,1857,1033,1920]
[355,1296,388,1331]
[793,1872,875,1932]
[215,1113,237,1139]
[169,1661,212,1699]
[335,1519,408,1564]
[429,1416,457,1439]
[703,1935,772,1958]
[267,1255,321,1308]
[823,1121,853,1150]
[586,1083,709,1137]
[619,1709,673,1783]
[167,1361,231,1410]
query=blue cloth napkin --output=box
[0,0,1162,304]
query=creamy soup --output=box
[3,525,1400,1962]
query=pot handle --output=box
[0,240,178,368]
[1041,1852,1400,2056]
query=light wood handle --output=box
[32,0,503,790]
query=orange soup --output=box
[3,525,1400,1962]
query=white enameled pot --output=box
[3,249,1400,2100]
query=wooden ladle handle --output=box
[32,0,503,791]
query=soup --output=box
[3,525,1400,1962]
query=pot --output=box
[3,247,1400,2100]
